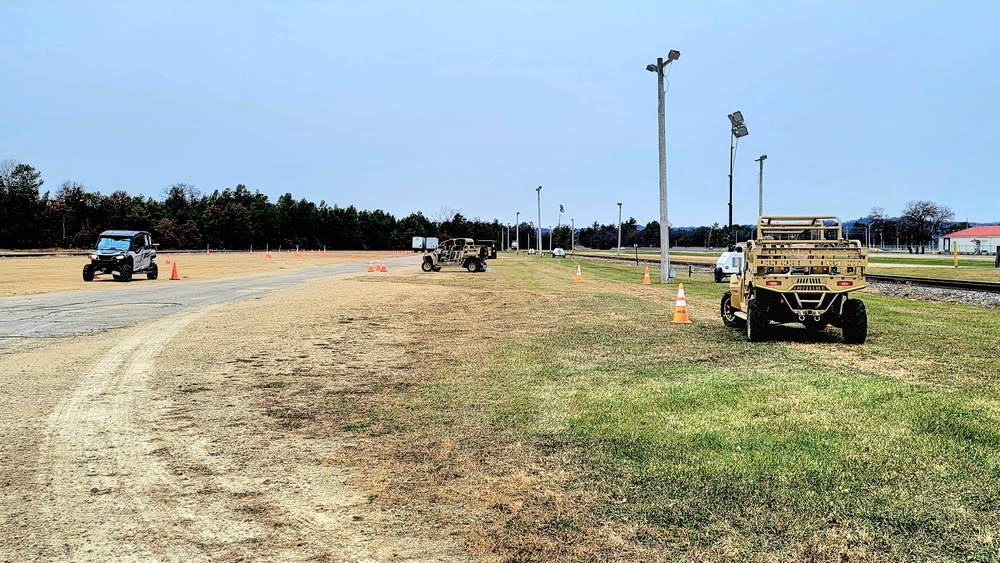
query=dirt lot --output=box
[0,251,404,298]
[0,257,477,561]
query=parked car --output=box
[552,248,566,258]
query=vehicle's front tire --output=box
[466,260,478,273]
[421,260,434,272]
[714,267,724,283]
[841,298,868,344]
[82,264,94,282]
[147,262,158,280]
[720,291,745,328]
[745,298,768,342]
[119,263,133,282]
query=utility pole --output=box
[536,186,542,257]
[515,211,520,254]
[647,50,680,283]
[728,111,748,247]
[617,202,623,256]
[571,218,575,255]
[755,154,767,218]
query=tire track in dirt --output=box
[34,308,258,561]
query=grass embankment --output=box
[313,258,1000,561]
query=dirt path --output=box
[0,267,474,562]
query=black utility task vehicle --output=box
[83,230,158,282]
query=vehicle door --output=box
[133,234,151,271]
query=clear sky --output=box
[2,0,998,229]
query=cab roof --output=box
[99,230,149,237]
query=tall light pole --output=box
[647,49,680,283]
[571,218,575,254]
[617,202,623,255]
[557,204,563,248]
[755,154,767,218]
[728,111,749,246]
[549,226,553,252]
[535,186,542,257]
[515,211,520,254]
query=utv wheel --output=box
[714,267,724,283]
[720,291,745,328]
[147,262,158,280]
[82,264,95,282]
[119,264,133,282]
[466,260,478,273]
[841,299,868,344]
[745,298,768,342]
[421,260,434,272]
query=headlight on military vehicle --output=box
[89,254,97,260]
[116,254,125,260]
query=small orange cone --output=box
[574,264,583,283]
[382,260,389,273]
[671,283,692,324]
[206,248,211,256]
[170,261,180,280]
[367,260,374,272]
[642,266,651,285]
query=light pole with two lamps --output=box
[515,211,520,254]
[728,110,749,246]
[755,154,767,218]
[646,49,680,283]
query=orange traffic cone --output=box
[382,260,389,273]
[367,260,374,272]
[170,261,180,280]
[642,266,651,285]
[165,253,171,265]
[380,259,387,272]
[206,248,211,256]
[671,283,692,324]
[574,264,583,283]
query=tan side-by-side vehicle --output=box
[420,238,488,273]
[719,216,869,343]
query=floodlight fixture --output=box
[733,124,749,138]
[646,64,658,72]
[667,49,680,61]
[728,111,744,127]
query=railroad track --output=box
[866,274,1000,294]
[567,252,1000,294]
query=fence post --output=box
[995,247,999,268]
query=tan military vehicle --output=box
[719,216,868,343]
[421,238,488,273]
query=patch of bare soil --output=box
[0,251,392,298]
[0,267,474,561]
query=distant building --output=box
[940,226,1000,254]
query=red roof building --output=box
[941,225,1000,254]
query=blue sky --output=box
[2,0,998,228]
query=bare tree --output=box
[0,158,17,190]
[431,206,460,226]
[900,200,954,254]
[867,206,886,247]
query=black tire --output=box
[421,260,434,272]
[466,260,478,273]
[841,299,868,344]
[714,267,724,283]
[745,298,768,342]
[147,262,158,280]
[720,291,745,328]
[119,263,133,282]
[82,264,94,282]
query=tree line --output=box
[0,159,970,252]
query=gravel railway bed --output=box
[567,252,1000,308]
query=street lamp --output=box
[755,154,767,218]
[571,218,575,254]
[617,202,623,255]
[728,110,749,246]
[536,186,542,257]
[647,49,680,283]
[557,204,564,248]
[516,211,520,254]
